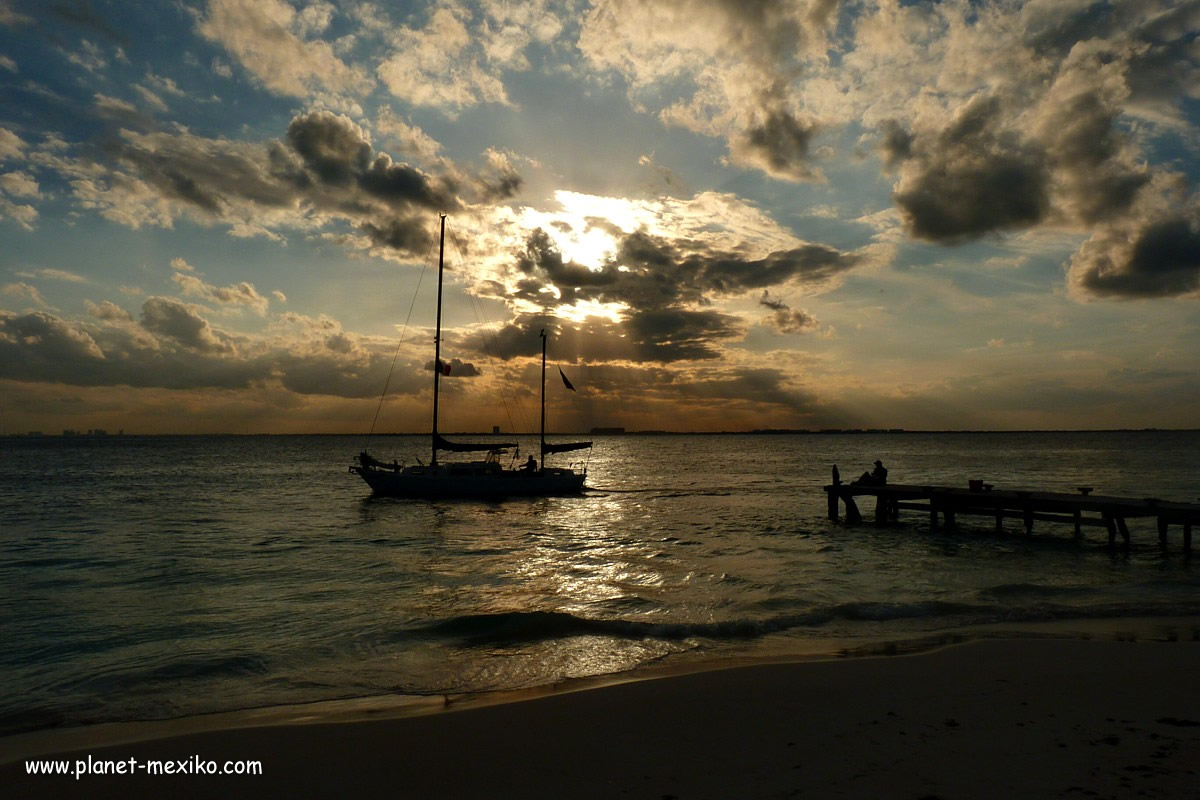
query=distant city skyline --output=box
[2,0,1198,435]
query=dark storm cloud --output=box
[892,95,1051,244]
[61,110,503,257]
[880,1,1198,276]
[287,111,455,210]
[733,107,820,182]
[759,291,818,334]
[1038,88,1149,225]
[286,111,372,185]
[361,153,455,208]
[516,229,617,307]
[110,131,307,212]
[360,216,433,253]
[1072,216,1200,299]
[512,228,862,313]
[878,120,913,171]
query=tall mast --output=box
[539,329,546,469]
[431,213,446,468]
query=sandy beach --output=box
[4,637,1199,799]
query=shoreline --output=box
[5,636,1200,798]
[4,616,1198,764]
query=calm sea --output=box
[2,431,1199,736]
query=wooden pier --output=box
[824,476,1200,554]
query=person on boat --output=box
[522,455,538,473]
[855,460,888,485]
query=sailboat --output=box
[350,214,592,498]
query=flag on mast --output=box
[559,368,576,391]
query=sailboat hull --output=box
[351,463,586,498]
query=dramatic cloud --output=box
[1070,214,1200,299]
[285,110,455,208]
[511,225,864,311]
[4,0,1199,435]
[730,107,822,183]
[28,110,505,256]
[891,95,1051,244]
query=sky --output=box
[1,0,1199,435]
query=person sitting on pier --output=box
[855,460,888,485]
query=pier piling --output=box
[823,482,1200,555]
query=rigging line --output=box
[446,226,532,437]
[363,236,437,453]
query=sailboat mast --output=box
[431,213,446,468]
[539,329,546,469]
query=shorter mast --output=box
[431,213,447,467]
[539,329,546,469]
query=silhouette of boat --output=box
[351,215,591,498]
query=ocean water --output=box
[1,431,1199,737]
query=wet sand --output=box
[4,638,1199,799]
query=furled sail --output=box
[542,440,592,455]
[434,433,515,453]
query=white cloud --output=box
[171,270,271,316]
[0,126,25,161]
[376,5,525,111]
[197,0,372,98]
[65,40,108,73]
[2,282,47,306]
[93,93,139,117]
[0,170,39,198]
[15,268,86,283]
[0,197,37,230]
[374,107,443,162]
[0,0,34,26]
[132,84,169,113]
